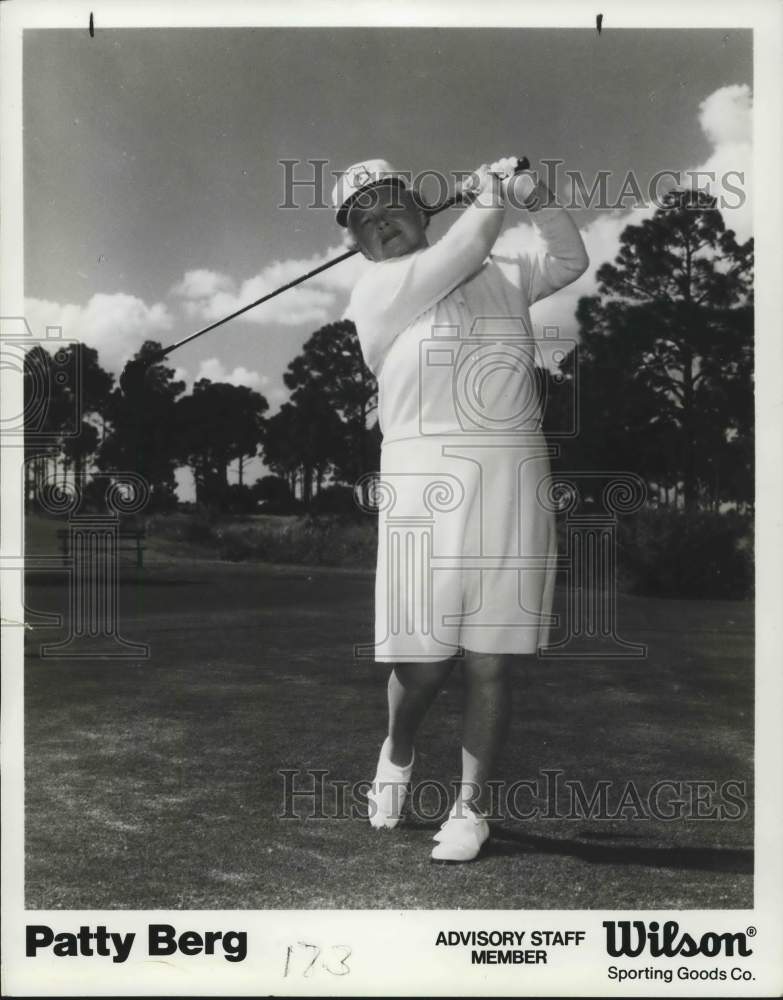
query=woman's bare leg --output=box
[459,651,514,813]
[386,660,454,766]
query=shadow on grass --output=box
[491,828,752,875]
[405,819,752,874]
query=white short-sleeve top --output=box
[347,203,589,445]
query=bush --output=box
[615,508,753,599]
[144,506,753,594]
[225,484,257,515]
[251,476,301,514]
[145,509,218,547]
[216,529,255,562]
[182,514,218,545]
[309,485,359,515]
[162,512,380,566]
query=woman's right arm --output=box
[350,166,506,341]
[406,165,507,306]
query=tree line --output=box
[24,189,753,516]
[23,319,373,514]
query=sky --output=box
[22,27,753,498]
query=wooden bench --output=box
[56,528,146,569]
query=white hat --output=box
[332,159,410,227]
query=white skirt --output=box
[372,432,558,662]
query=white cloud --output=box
[688,84,752,242]
[166,356,290,411]
[170,247,370,330]
[170,269,234,299]
[268,385,289,407]
[698,84,752,146]
[194,357,268,389]
[23,292,173,375]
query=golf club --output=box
[119,157,530,395]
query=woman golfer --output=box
[334,157,588,861]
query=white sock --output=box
[375,737,414,780]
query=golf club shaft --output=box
[152,247,358,362]
[150,157,531,364]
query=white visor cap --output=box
[332,159,410,227]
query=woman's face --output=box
[346,184,429,262]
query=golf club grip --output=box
[429,156,532,216]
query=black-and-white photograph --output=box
[1,2,781,996]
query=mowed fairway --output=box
[23,557,753,909]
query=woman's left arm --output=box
[505,171,590,304]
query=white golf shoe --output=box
[431,801,490,862]
[367,737,414,830]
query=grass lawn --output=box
[22,549,753,910]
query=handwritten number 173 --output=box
[284,942,351,977]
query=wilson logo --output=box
[603,920,753,958]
